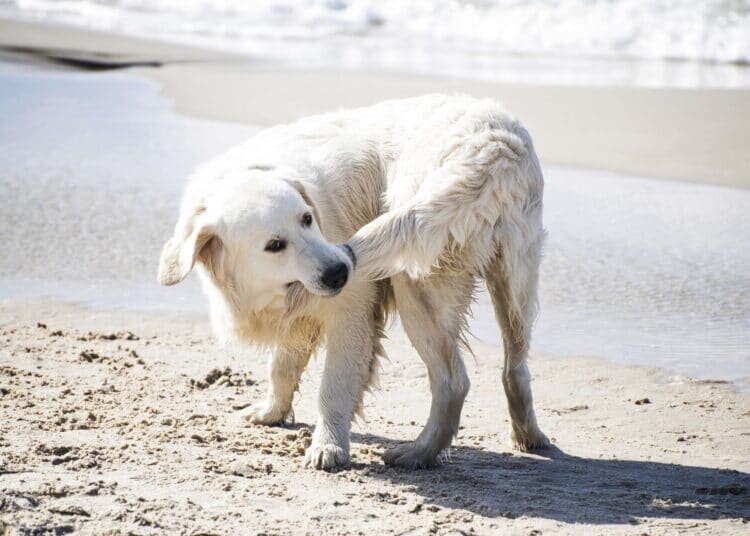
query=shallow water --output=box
[0,60,252,310]
[0,62,748,384]
[474,169,750,384]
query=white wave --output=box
[2,1,750,86]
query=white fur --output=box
[158,94,548,470]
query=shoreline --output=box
[2,293,748,392]
[1,17,749,188]
[0,18,232,67]
[0,19,747,388]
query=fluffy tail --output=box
[347,123,545,311]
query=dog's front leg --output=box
[305,309,374,470]
[245,344,313,426]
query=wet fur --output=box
[158,94,548,470]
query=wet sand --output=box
[2,18,750,188]
[0,18,230,68]
[145,65,750,189]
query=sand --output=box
[2,18,750,188]
[1,301,748,535]
[0,19,230,68]
[0,18,748,535]
[143,65,750,189]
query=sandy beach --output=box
[145,65,750,189]
[1,18,749,535]
[2,301,748,535]
[3,20,749,188]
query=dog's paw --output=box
[304,442,349,470]
[382,443,440,469]
[510,425,550,452]
[242,403,293,426]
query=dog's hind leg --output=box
[384,271,473,468]
[484,238,549,452]
[246,336,318,426]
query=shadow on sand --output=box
[348,432,749,525]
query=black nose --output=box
[321,262,348,291]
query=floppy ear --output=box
[158,216,222,286]
[285,179,321,226]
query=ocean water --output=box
[474,168,750,385]
[2,0,750,87]
[0,61,748,385]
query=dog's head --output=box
[157,172,354,312]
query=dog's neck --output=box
[213,279,322,350]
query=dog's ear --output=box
[285,179,321,227]
[157,209,223,286]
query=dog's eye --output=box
[264,238,286,253]
[301,212,313,227]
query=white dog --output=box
[158,94,548,470]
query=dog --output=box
[158,94,549,470]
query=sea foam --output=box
[3,0,750,87]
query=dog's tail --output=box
[346,121,544,322]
